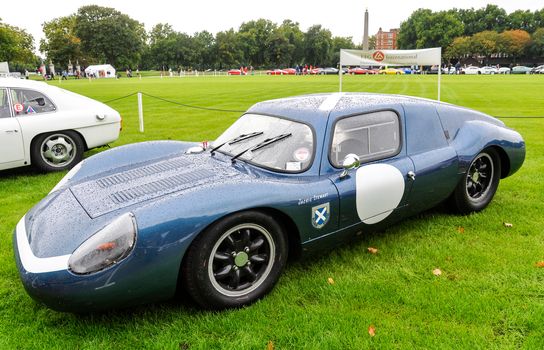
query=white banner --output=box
[340,48,441,66]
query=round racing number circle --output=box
[293,147,310,162]
[14,103,24,113]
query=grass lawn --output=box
[1,74,543,349]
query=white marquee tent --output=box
[84,64,116,78]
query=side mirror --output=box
[340,153,360,178]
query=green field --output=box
[1,75,544,349]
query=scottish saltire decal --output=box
[312,202,330,229]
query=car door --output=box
[403,103,459,214]
[328,110,415,229]
[0,88,24,165]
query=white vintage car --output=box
[0,78,121,172]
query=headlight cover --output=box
[69,213,137,274]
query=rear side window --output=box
[10,89,56,115]
[0,89,10,118]
[330,111,400,167]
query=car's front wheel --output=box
[450,149,501,214]
[182,211,287,309]
[31,131,84,172]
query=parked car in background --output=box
[442,67,456,74]
[227,69,244,76]
[498,67,511,74]
[282,68,297,75]
[511,66,532,74]
[379,68,404,75]
[0,78,121,172]
[319,67,342,75]
[14,93,525,312]
[266,69,285,75]
[530,65,544,74]
[462,66,481,75]
[479,66,498,75]
[348,68,378,75]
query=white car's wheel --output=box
[31,131,84,172]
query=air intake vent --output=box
[111,169,213,204]
[96,158,190,188]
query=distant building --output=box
[375,28,399,50]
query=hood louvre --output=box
[70,155,243,218]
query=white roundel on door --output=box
[356,163,405,224]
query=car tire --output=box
[31,131,85,172]
[182,211,288,309]
[449,149,501,214]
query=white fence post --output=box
[138,92,144,133]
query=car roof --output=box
[0,78,51,89]
[247,92,445,124]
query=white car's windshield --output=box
[213,113,314,172]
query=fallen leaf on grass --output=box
[536,261,544,268]
[457,226,465,234]
[327,277,335,285]
[267,340,274,350]
[433,268,442,276]
[503,222,513,228]
[367,247,378,254]
[368,325,376,337]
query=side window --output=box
[0,89,10,118]
[10,89,56,115]
[330,111,400,167]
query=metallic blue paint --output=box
[14,93,525,311]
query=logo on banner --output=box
[312,202,330,229]
[372,51,385,62]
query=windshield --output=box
[213,114,314,172]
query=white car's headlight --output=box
[49,160,84,194]
[68,213,137,274]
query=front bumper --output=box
[13,216,179,312]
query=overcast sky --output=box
[2,0,543,55]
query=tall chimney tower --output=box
[363,8,369,50]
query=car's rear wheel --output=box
[31,131,84,172]
[182,211,287,309]
[450,149,501,214]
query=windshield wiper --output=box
[210,131,263,155]
[231,133,292,163]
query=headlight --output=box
[69,213,137,274]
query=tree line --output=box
[397,5,544,63]
[37,5,356,71]
[2,5,544,73]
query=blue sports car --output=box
[14,93,525,312]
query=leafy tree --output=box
[40,15,82,68]
[74,5,146,68]
[215,29,243,69]
[278,20,304,65]
[304,25,332,66]
[148,23,174,46]
[445,36,472,59]
[0,19,38,71]
[529,27,544,57]
[456,5,508,35]
[266,27,294,67]
[192,31,216,69]
[471,31,501,63]
[500,29,531,60]
[507,10,536,32]
[330,36,355,66]
[398,9,463,49]
[238,19,277,66]
[397,9,431,49]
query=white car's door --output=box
[0,88,24,164]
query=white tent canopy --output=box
[339,48,442,100]
[84,64,116,78]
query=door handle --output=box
[407,171,416,181]
[4,130,19,133]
